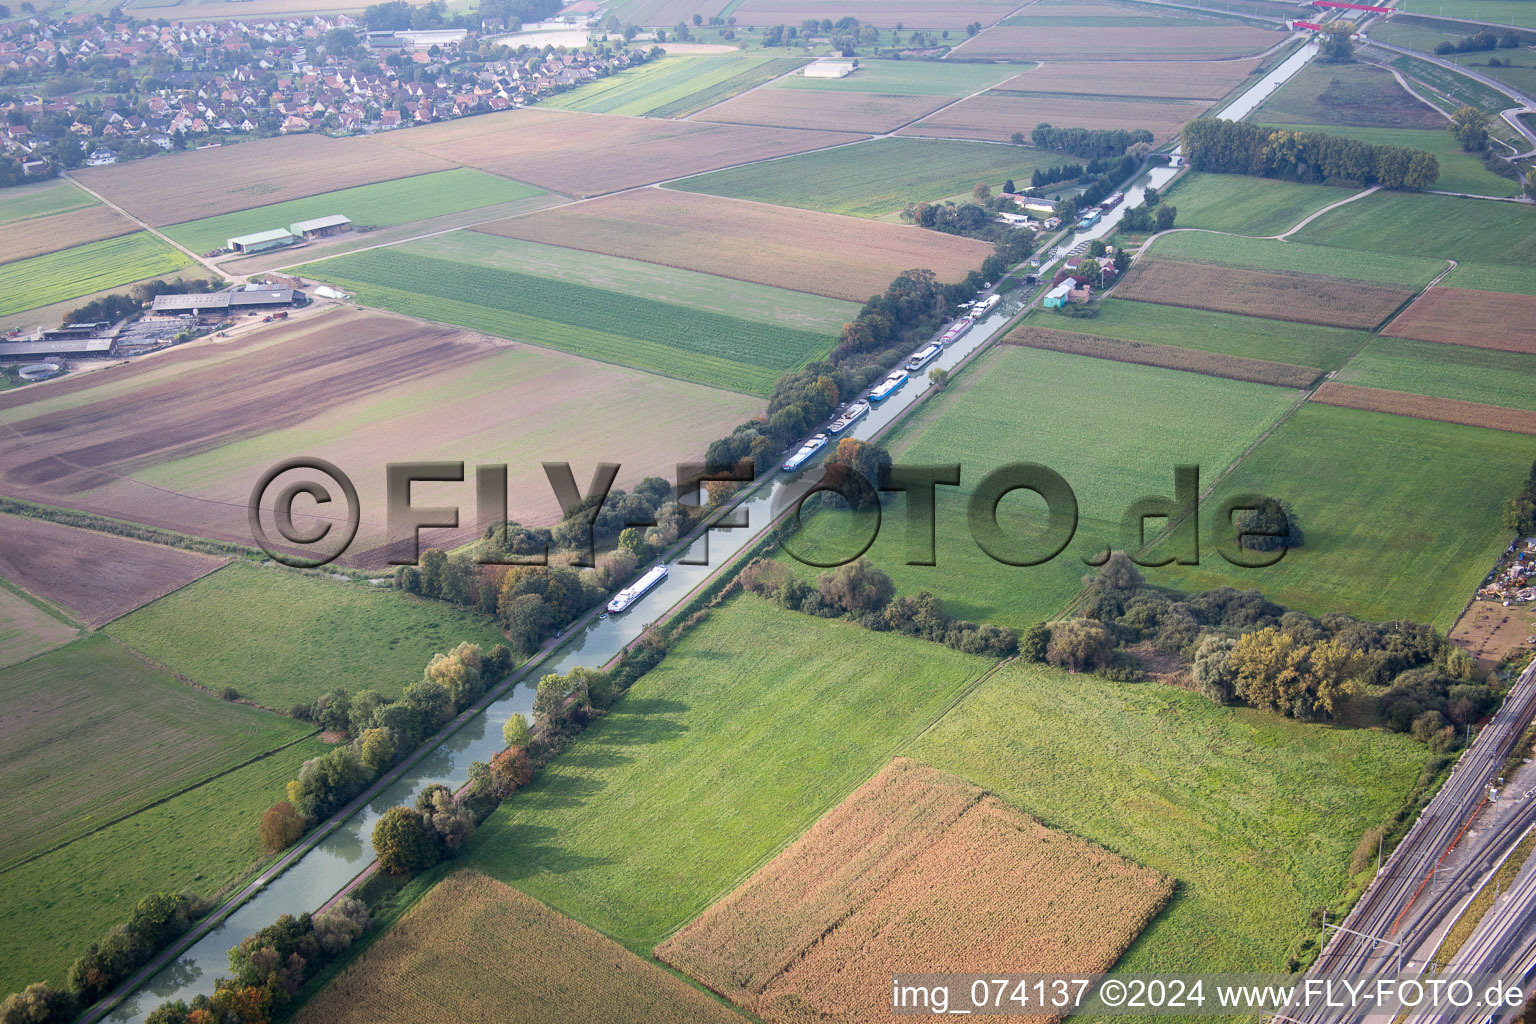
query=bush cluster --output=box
[1025,124,1154,159]
[1182,118,1439,190]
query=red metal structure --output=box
[1294,19,1327,29]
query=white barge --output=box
[606,563,669,614]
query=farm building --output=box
[227,229,296,254]
[1043,279,1078,308]
[151,287,304,314]
[289,215,351,240]
[804,60,856,78]
[0,335,115,361]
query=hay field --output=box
[729,0,1019,28]
[1160,173,1353,237]
[0,204,137,265]
[697,89,943,133]
[295,871,745,1024]
[475,189,991,301]
[658,758,1173,1024]
[373,106,857,197]
[73,134,456,225]
[948,24,1279,60]
[0,309,757,565]
[0,633,310,869]
[1002,324,1320,386]
[899,91,1210,142]
[0,232,194,318]
[997,58,1262,99]
[1116,259,1417,330]
[0,514,225,628]
[1311,382,1536,435]
[1384,288,1536,354]
[0,586,76,670]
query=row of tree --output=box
[1023,124,1155,159]
[1433,28,1528,54]
[1181,118,1440,190]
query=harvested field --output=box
[1116,259,1417,330]
[72,134,455,226]
[658,758,1173,1023]
[995,58,1263,99]
[1311,382,1536,436]
[0,586,76,670]
[1002,325,1320,387]
[0,515,225,628]
[295,870,745,1024]
[730,0,1019,28]
[696,88,943,133]
[0,309,756,565]
[1383,287,1536,354]
[900,91,1210,143]
[947,24,1281,60]
[0,205,137,265]
[475,189,992,301]
[131,0,437,16]
[374,106,858,197]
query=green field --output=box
[1443,260,1536,293]
[669,136,1064,217]
[786,345,1299,630]
[0,178,96,227]
[162,169,544,255]
[1337,336,1536,412]
[0,231,194,317]
[466,593,991,950]
[1147,230,1448,286]
[543,55,802,117]
[775,58,1026,95]
[415,231,859,333]
[0,733,330,995]
[1251,61,1446,130]
[1391,0,1536,29]
[1294,191,1536,267]
[1051,298,1369,371]
[107,563,509,710]
[0,635,310,868]
[912,661,1430,972]
[0,582,76,669]
[1387,50,1518,114]
[302,245,834,395]
[1256,122,1521,198]
[1160,172,1355,236]
[1163,402,1531,630]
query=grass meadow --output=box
[0,232,194,317]
[1390,0,1536,26]
[1337,336,1536,412]
[0,179,96,226]
[1250,62,1446,130]
[0,733,331,996]
[912,661,1430,973]
[1293,191,1536,268]
[775,58,1025,95]
[0,635,310,868]
[0,583,76,669]
[1147,230,1448,285]
[466,593,991,951]
[542,55,802,117]
[1159,172,1355,237]
[1444,261,1536,294]
[162,169,544,254]
[303,245,833,395]
[1387,51,1515,114]
[669,136,1064,217]
[107,563,508,710]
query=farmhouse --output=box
[226,228,296,254]
[151,287,304,314]
[289,215,351,240]
[1043,279,1078,308]
[804,60,856,79]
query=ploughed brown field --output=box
[0,308,757,566]
[375,106,858,197]
[900,91,1209,143]
[996,58,1263,99]
[295,870,745,1024]
[1116,259,1416,330]
[657,758,1174,1024]
[73,135,455,226]
[731,0,1019,29]
[1383,287,1536,355]
[1312,382,1536,436]
[0,206,139,265]
[474,189,992,302]
[0,514,226,628]
[950,24,1280,60]
[1002,325,1320,387]
[696,89,943,134]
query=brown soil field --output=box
[73,135,456,226]
[1116,259,1416,330]
[374,107,858,197]
[1383,288,1536,355]
[900,91,1209,143]
[657,758,1174,1024]
[0,514,226,628]
[1002,325,1320,387]
[475,189,992,301]
[696,89,944,134]
[0,205,138,265]
[731,0,1019,29]
[0,587,76,670]
[1312,382,1536,436]
[949,24,1281,60]
[996,58,1263,99]
[0,308,757,567]
[295,870,745,1024]
[613,0,731,23]
[1452,594,1536,673]
[127,0,439,18]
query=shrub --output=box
[258,800,307,855]
[371,806,440,876]
[1020,622,1051,662]
[1046,619,1113,673]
